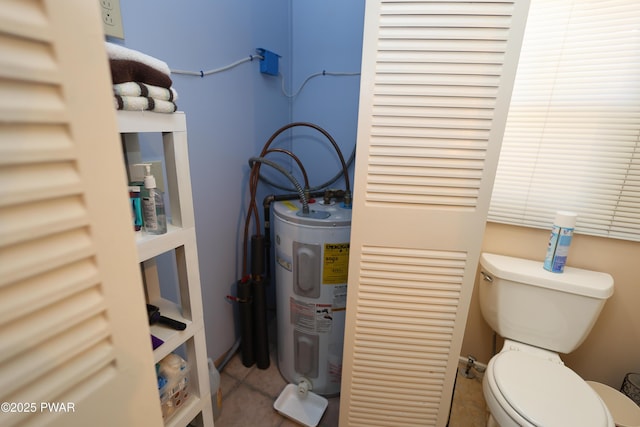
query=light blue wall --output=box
[115,0,365,361]
[290,1,365,191]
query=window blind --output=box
[488,0,640,241]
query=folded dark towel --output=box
[109,59,173,88]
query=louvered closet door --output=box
[0,2,163,427]
[340,1,530,426]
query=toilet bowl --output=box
[483,340,614,427]
[478,253,615,427]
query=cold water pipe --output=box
[217,337,241,373]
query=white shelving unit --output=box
[117,111,214,427]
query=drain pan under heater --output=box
[274,384,328,427]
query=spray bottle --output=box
[137,163,167,235]
[543,211,577,273]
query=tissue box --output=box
[157,354,191,420]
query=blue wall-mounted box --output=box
[257,48,280,76]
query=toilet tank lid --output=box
[480,253,614,299]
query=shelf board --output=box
[150,297,197,363]
[117,110,186,134]
[136,224,193,262]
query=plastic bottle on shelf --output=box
[208,358,222,420]
[138,163,167,235]
[543,211,577,273]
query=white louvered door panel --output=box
[340,1,530,426]
[0,1,163,427]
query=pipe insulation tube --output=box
[251,234,269,369]
[252,278,270,369]
[237,279,255,367]
[251,234,265,277]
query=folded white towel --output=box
[105,42,171,76]
[114,95,177,113]
[113,82,178,101]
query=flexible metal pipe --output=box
[256,122,353,206]
[248,156,309,214]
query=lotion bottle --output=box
[138,163,167,235]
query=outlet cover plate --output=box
[100,0,124,39]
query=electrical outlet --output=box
[102,10,114,26]
[99,0,124,39]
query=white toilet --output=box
[478,253,615,427]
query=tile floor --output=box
[214,348,487,427]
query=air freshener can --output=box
[543,211,577,273]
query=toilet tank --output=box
[479,253,614,354]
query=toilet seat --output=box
[490,351,612,427]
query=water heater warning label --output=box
[322,243,349,285]
[290,298,332,333]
